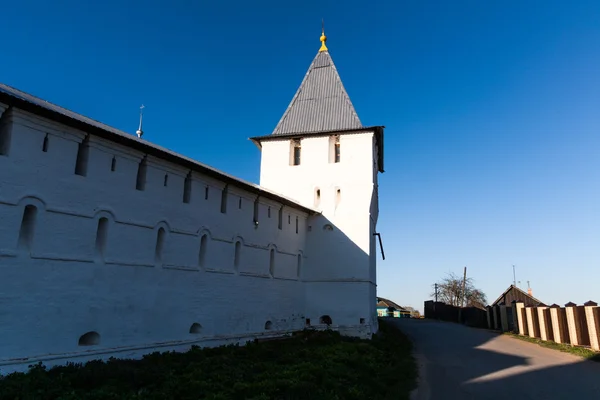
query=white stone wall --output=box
[0,104,312,373]
[259,131,380,335]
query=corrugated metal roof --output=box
[271,50,362,135]
[0,82,317,214]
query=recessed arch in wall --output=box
[296,252,302,279]
[264,321,273,330]
[95,217,109,263]
[198,231,209,268]
[16,196,46,254]
[232,236,244,272]
[323,224,334,231]
[154,221,171,267]
[78,331,100,346]
[93,210,116,264]
[189,323,202,334]
[269,248,275,277]
[319,315,332,326]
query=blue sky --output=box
[2,1,599,311]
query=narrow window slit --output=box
[183,171,192,203]
[42,134,49,152]
[253,197,259,225]
[136,157,147,191]
[74,135,90,176]
[0,107,13,156]
[220,186,228,213]
[278,207,283,230]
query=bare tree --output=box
[431,272,487,308]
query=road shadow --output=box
[388,318,600,400]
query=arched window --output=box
[110,156,117,172]
[95,217,109,262]
[163,174,169,187]
[319,315,332,326]
[314,188,321,207]
[234,241,241,270]
[335,188,341,206]
[198,234,207,268]
[269,249,275,277]
[265,321,273,330]
[189,323,202,334]
[155,227,166,265]
[78,331,100,346]
[18,205,38,252]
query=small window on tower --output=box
[290,139,301,166]
[329,135,340,163]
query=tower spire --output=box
[319,20,328,52]
[136,104,144,138]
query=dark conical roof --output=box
[271,49,362,135]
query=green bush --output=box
[0,320,416,400]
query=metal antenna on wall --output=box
[136,104,145,138]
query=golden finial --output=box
[319,19,328,52]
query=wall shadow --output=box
[390,318,600,399]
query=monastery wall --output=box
[0,104,313,373]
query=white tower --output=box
[250,29,384,337]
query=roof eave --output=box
[249,125,385,173]
[0,89,317,215]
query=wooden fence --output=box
[423,300,488,328]
[486,301,600,351]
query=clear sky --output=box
[2,1,599,312]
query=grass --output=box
[503,332,600,362]
[0,320,416,400]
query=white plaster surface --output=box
[0,104,381,374]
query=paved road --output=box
[390,318,600,400]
